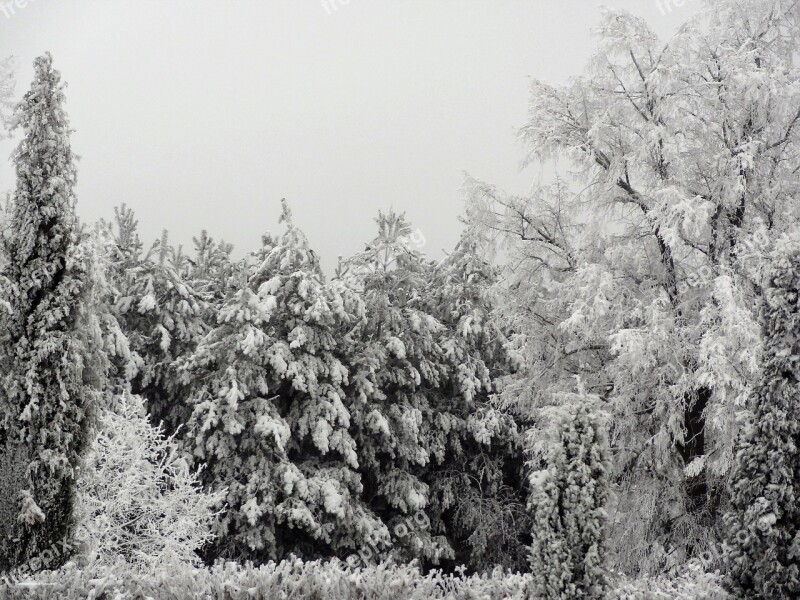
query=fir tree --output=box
[723,236,800,598]
[339,210,454,564]
[527,391,610,599]
[0,53,106,571]
[422,234,529,571]
[112,223,207,433]
[181,201,388,562]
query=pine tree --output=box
[527,391,610,599]
[339,210,455,564]
[181,201,388,562]
[187,229,236,305]
[723,236,800,598]
[108,204,143,271]
[335,213,526,569]
[0,53,106,571]
[421,234,529,571]
[112,223,207,433]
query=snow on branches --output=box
[76,393,224,571]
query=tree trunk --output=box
[678,386,710,518]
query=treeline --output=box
[109,200,532,570]
[0,55,532,575]
[4,0,800,598]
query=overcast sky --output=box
[0,0,701,270]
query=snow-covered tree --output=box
[0,57,14,268]
[526,390,610,599]
[75,392,223,572]
[420,234,529,571]
[111,221,207,433]
[0,53,107,571]
[465,0,800,571]
[723,236,800,598]
[338,210,456,564]
[186,229,237,306]
[335,212,523,569]
[181,201,388,563]
[106,204,143,272]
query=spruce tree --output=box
[527,391,610,599]
[724,237,800,598]
[0,53,104,571]
[113,228,207,433]
[181,201,389,562]
[339,210,455,564]
[422,235,529,572]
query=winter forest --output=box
[1,1,800,598]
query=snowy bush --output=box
[0,557,731,599]
[723,235,800,598]
[527,391,611,599]
[0,558,533,599]
[610,563,729,599]
[75,393,224,571]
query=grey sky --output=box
[0,0,700,270]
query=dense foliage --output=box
[179,201,392,562]
[0,53,107,571]
[723,237,800,598]
[0,558,729,600]
[75,392,224,571]
[1,0,800,596]
[527,392,610,599]
[465,0,800,575]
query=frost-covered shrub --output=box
[723,236,800,598]
[0,555,733,599]
[611,563,729,599]
[527,391,610,599]
[0,558,533,599]
[75,393,224,571]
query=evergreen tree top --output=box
[3,52,79,330]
